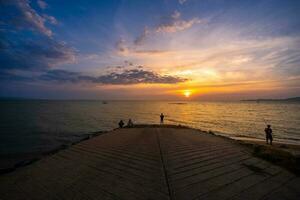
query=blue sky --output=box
[0,0,300,100]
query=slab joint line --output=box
[156,129,173,200]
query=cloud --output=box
[37,0,48,9]
[0,63,188,85]
[94,67,188,84]
[155,10,201,33]
[43,14,58,25]
[116,38,171,56]
[39,69,81,82]
[134,27,150,45]
[133,50,171,56]
[156,19,201,34]
[115,38,129,53]
[0,0,75,75]
[0,37,77,71]
[40,66,188,84]
[0,71,34,82]
[134,11,201,45]
[178,0,187,5]
[0,0,56,37]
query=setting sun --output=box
[183,90,192,98]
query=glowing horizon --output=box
[1,0,299,100]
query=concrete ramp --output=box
[0,127,299,200]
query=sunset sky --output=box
[1,0,300,100]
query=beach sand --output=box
[0,125,299,199]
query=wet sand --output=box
[0,125,299,199]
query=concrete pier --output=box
[0,126,299,200]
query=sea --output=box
[0,100,299,168]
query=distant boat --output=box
[102,101,108,104]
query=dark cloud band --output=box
[40,67,188,84]
[1,67,188,85]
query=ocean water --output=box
[0,100,300,157]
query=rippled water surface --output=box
[1,100,300,155]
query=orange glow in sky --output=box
[1,1,299,100]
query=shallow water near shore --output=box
[0,100,299,163]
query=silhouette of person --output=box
[160,113,164,124]
[265,125,273,145]
[127,119,133,127]
[119,120,124,128]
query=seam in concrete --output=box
[156,128,173,200]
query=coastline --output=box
[231,136,300,156]
[1,124,299,176]
[207,131,300,175]
[0,130,107,174]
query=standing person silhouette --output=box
[265,125,273,145]
[160,113,164,124]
